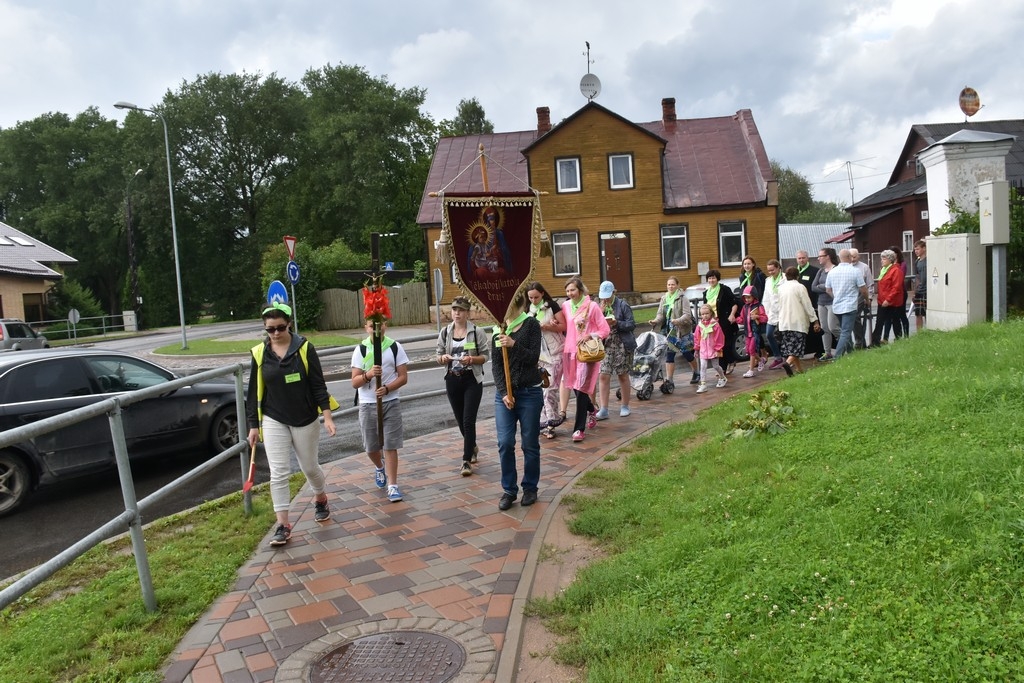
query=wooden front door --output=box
[600,233,633,292]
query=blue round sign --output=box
[287,260,300,284]
[267,280,288,304]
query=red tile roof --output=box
[643,109,772,211]
[417,131,538,225]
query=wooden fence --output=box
[317,282,430,330]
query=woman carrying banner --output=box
[527,282,567,439]
[561,277,610,443]
[435,296,490,476]
[492,292,544,510]
[246,302,336,548]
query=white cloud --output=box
[1,0,1022,208]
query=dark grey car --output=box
[0,349,238,516]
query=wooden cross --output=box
[337,232,415,451]
[336,232,416,284]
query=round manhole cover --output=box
[309,630,466,682]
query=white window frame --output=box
[902,230,914,254]
[660,224,689,270]
[556,157,581,193]
[718,221,747,267]
[552,231,581,276]
[608,153,634,190]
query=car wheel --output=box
[0,450,32,517]
[209,407,239,454]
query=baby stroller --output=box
[617,330,670,401]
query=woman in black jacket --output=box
[702,269,739,375]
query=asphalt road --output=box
[0,324,497,581]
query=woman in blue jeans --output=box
[491,292,543,511]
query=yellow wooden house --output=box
[417,98,777,303]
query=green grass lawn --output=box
[4,320,1024,681]
[527,319,1024,681]
[0,478,302,683]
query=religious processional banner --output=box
[441,192,540,323]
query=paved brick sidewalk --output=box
[163,369,781,682]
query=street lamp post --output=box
[114,101,188,349]
[125,168,143,328]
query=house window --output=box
[21,293,45,323]
[902,230,914,253]
[556,157,581,193]
[552,231,580,276]
[660,224,689,269]
[608,154,634,189]
[449,261,459,284]
[718,221,746,266]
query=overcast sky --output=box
[2,0,1022,207]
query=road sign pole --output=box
[289,282,298,335]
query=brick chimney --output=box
[661,98,677,124]
[537,106,551,134]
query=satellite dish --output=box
[959,87,981,117]
[580,73,601,101]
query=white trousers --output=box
[262,416,326,512]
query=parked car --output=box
[0,349,239,516]
[683,277,749,362]
[0,318,49,351]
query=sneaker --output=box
[470,446,478,464]
[572,430,585,442]
[269,524,291,547]
[374,467,387,489]
[696,383,708,394]
[387,485,403,502]
[587,411,598,429]
[595,407,609,421]
[768,359,784,370]
[619,405,631,417]
[460,461,472,477]
[817,353,833,362]
[716,377,728,388]
[782,362,795,377]
[725,362,736,375]
[314,501,330,523]
[689,372,700,385]
[757,359,766,372]
[742,370,756,378]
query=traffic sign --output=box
[283,235,297,261]
[385,261,394,271]
[287,260,300,284]
[267,280,288,305]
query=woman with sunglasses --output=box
[246,302,336,548]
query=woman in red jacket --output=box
[872,249,905,346]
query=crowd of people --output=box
[247,244,929,542]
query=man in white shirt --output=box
[849,249,873,349]
[827,249,869,358]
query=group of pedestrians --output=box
[246,242,930,544]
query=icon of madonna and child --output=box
[465,205,513,279]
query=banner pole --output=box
[479,144,514,405]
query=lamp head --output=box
[114,101,140,111]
